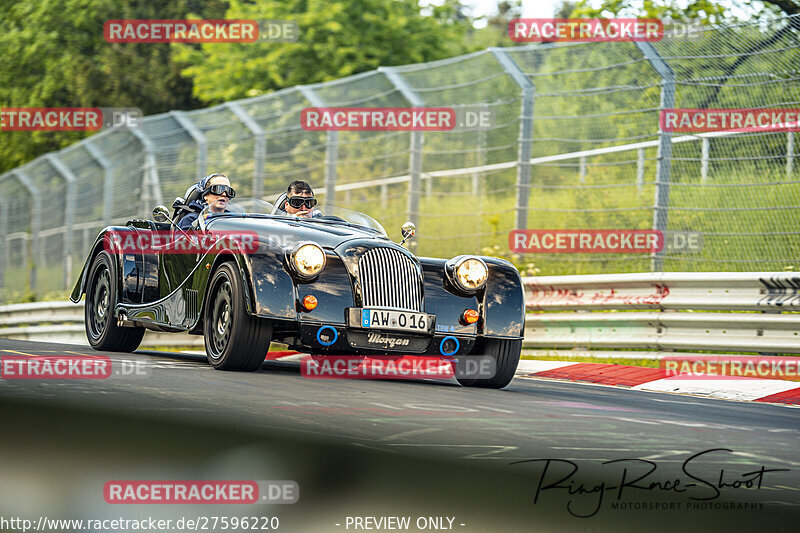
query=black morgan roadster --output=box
[70,195,525,388]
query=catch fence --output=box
[2,15,800,302]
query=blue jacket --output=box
[177,200,206,230]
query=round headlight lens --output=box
[292,243,326,277]
[455,258,488,291]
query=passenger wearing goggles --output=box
[281,180,317,219]
[178,173,236,230]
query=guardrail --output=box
[0,301,203,347]
[523,272,800,358]
[3,272,799,356]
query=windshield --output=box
[197,197,387,236]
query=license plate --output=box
[360,308,431,333]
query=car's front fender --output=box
[240,248,355,324]
[480,257,525,339]
[70,226,128,303]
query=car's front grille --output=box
[358,247,423,311]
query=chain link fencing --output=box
[2,15,800,302]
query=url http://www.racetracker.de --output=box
[0,515,281,532]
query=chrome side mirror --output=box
[400,221,416,247]
[153,205,192,238]
[152,205,171,223]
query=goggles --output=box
[287,196,317,209]
[203,184,236,199]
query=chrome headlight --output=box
[289,242,326,278]
[450,256,488,292]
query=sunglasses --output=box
[204,184,236,198]
[287,196,317,209]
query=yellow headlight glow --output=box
[292,244,326,277]
[455,258,488,290]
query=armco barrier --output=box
[0,301,203,347]
[3,272,800,355]
[523,272,800,357]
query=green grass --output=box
[344,165,800,275]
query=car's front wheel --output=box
[84,251,145,352]
[204,261,272,371]
[456,338,521,389]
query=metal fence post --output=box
[489,48,535,231]
[788,131,795,178]
[170,111,208,179]
[45,154,77,289]
[0,197,6,294]
[12,170,41,296]
[379,67,424,248]
[637,148,645,191]
[471,146,482,196]
[130,127,164,215]
[701,137,709,183]
[226,102,266,199]
[636,42,675,273]
[298,86,338,207]
[84,140,113,227]
[474,126,487,249]
[579,157,587,184]
[380,183,388,210]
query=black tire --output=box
[456,338,521,389]
[84,251,145,352]
[204,261,273,371]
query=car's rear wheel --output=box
[456,338,521,389]
[204,261,272,371]
[85,251,145,352]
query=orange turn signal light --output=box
[463,309,479,324]
[302,295,318,311]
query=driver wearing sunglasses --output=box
[178,173,236,230]
[283,180,317,219]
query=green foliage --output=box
[481,244,541,276]
[173,0,476,104]
[464,1,525,50]
[569,0,729,23]
[0,0,227,173]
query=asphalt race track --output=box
[1,338,798,532]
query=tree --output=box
[564,0,800,21]
[568,0,729,23]
[0,0,227,173]
[172,0,476,104]
[760,0,800,15]
[466,1,525,49]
